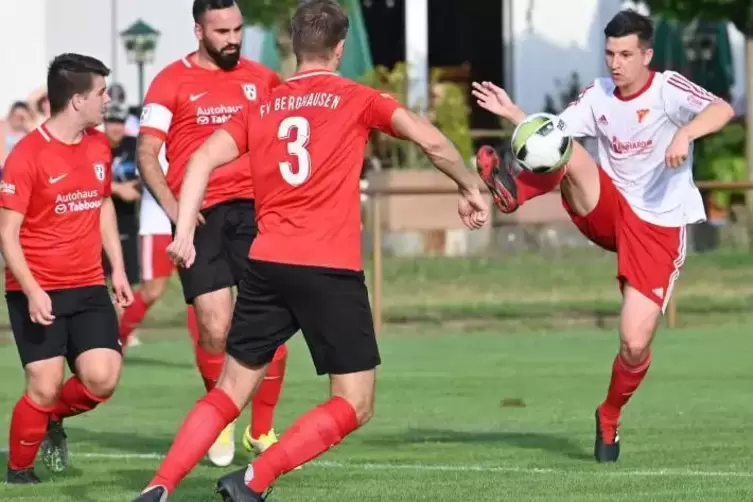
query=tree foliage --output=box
[235,0,299,28]
[644,0,753,35]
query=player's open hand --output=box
[472,81,515,119]
[458,186,490,230]
[111,268,134,308]
[27,287,54,325]
[665,129,691,168]
[167,235,196,269]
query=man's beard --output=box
[204,40,241,71]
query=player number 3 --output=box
[278,116,311,186]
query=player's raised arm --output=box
[137,71,179,222]
[471,81,527,125]
[174,129,241,240]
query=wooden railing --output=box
[363,179,753,332]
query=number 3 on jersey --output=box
[278,116,311,186]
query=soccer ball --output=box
[511,113,573,173]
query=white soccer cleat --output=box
[207,420,236,467]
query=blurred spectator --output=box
[108,82,141,136]
[0,101,33,168]
[103,104,141,287]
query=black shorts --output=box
[7,285,121,370]
[175,199,257,303]
[226,259,381,375]
[102,231,140,285]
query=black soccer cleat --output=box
[594,408,620,463]
[216,468,266,502]
[6,466,41,484]
[131,485,168,502]
[475,145,519,214]
[40,419,68,473]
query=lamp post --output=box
[120,19,160,104]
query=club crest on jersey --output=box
[93,163,106,182]
[636,109,650,123]
[242,84,257,101]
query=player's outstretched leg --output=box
[41,348,122,473]
[476,140,600,217]
[243,345,288,456]
[216,370,371,501]
[476,145,565,213]
[595,284,660,462]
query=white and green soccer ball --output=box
[511,113,573,173]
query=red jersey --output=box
[0,125,113,291]
[139,54,280,208]
[224,70,402,271]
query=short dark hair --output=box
[192,0,237,23]
[291,0,350,61]
[47,53,110,116]
[9,101,30,114]
[604,10,654,47]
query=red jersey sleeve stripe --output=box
[667,79,714,103]
[668,75,716,101]
[668,73,717,98]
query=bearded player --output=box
[473,10,734,462]
[136,0,287,467]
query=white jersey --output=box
[138,146,172,236]
[559,71,715,227]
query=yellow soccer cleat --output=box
[207,419,236,467]
[242,426,278,455]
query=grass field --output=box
[0,325,751,501]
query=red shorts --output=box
[563,167,686,312]
[140,234,175,281]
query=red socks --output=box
[8,395,54,470]
[599,353,651,430]
[251,345,288,438]
[515,169,565,204]
[119,291,149,345]
[51,377,107,422]
[150,388,240,493]
[246,396,359,494]
[194,344,224,392]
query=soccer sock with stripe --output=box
[8,395,54,470]
[599,353,651,428]
[245,396,359,493]
[251,345,288,438]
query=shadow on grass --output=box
[363,428,591,461]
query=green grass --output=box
[1,326,751,501]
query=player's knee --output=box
[619,338,651,366]
[24,362,65,406]
[335,391,374,426]
[78,369,120,398]
[76,354,122,398]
